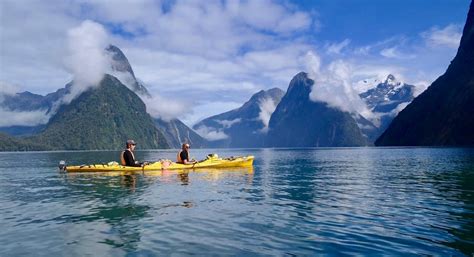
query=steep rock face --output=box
[376,2,474,146]
[193,88,285,148]
[106,45,151,97]
[266,72,367,147]
[154,118,206,148]
[30,74,169,150]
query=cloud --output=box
[413,81,430,97]
[389,102,410,117]
[306,51,374,120]
[61,20,111,104]
[379,47,415,59]
[143,94,187,122]
[258,97,277,133]
[185,100,242,127]
[327,39,351,55]
[194,125,229,141]
[0,108,50,127]
[421,24,462,49]
[217,118,241,129]
[0,81,20,96]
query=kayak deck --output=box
[64,155,254,172]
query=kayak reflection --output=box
[65,166,254,184]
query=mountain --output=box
[29,74,169,150]
[266,72,367,147]
[360,74,415,113]
[358,74,416,142]
[376,2,474,146]
[1,83,71,112]
[106,45,204,147]
[154,118,206,148]
[193,88,285,148]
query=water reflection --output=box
[60,173,155,252]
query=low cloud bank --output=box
[142,94,187,122]
[0,108,50,127]
[258,97,277,133]
[305,51,374,120]
[194,125,229,141]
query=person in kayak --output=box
[121,139,147,167]
[177,143,197,165]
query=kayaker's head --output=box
[126,139,136,150]
[182,143,190,151]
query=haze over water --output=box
[0,148,473,256]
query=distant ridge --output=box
[194,88,284,148]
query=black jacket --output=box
[123,150,141,167]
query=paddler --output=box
[120,139,148,167]
[177,143,197,165]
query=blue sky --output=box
[0,0,471,127]
[300,0,470,43]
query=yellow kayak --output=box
[62,155,254,172]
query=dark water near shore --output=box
[0,148,473,256]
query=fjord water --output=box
[0,148,473,256]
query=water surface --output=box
[0,148,473,256]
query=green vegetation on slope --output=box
[17,74,169,150]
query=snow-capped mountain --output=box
[360,74,415,113]
[358,74,416,142]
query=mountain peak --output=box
[106,44,135,78]
[105,44,151,97]
[386,74,396,82]
[384,74,401,87]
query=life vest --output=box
[177,150,183,163]
[120,149,135,166]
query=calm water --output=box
[0,148,473,256]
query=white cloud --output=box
[258,97,277,133]
[0,108,50,127]
[389,102,410,117]
[194,125,229,141]
[61,20,110,104]
[422,24,462,49]
[217,118,241,129]
[183,100,242,127]
[327,39,351,54]
[380,47,415,59]
[142,95,187,122]
[413,81,430,97]
[306,51,374,120]
[0,81,20,96]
